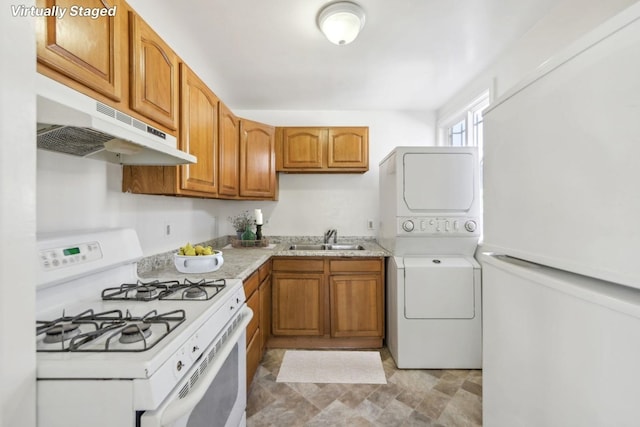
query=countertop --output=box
[138,237,390,282]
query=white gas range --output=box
[35,228,252,427]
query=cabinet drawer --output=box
[246,327,261,389]
[329,258,382,273]
[272,258,324,272]
[243,271,260,297]
[246,290,260,341]
[259,260,272,282]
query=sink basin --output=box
[287,243,365,251]
[288,244,326,250]
[326,244,365,251]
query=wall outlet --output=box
[165,223,171,237]
[367,219,375,230]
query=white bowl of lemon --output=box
[174,243,224,274]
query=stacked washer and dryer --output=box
[378,146,482,369]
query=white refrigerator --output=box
[480,2,640,426]
[479,3,640,427]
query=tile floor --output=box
[247,348,482,426]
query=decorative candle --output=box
[254,209,263,225]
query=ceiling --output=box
[156,0,558,111]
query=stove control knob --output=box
[402,220,414,232]
[464,220,477,232]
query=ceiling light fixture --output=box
[317,2,366,46]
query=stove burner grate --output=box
[101,280,180,301]
[37,309,186,352]
[36,309,124,350]
[160,278,227,301]
[135,286,159,300]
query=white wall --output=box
[1,4,36,427]
[37,151,225,255]
[437,0,638,120]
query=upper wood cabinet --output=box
[129,11,179,130]
[278,128,324,169]
[240,120,277,199]
[121,64,219,197]
[218,103,240,197]
[327,128,369,170]
[276,126,369,173]
[179,63,219,195]
[36,0,124,101]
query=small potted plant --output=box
[227,211,254,240]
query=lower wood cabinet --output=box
[272,272,325,336]
[270,256,384,349]
[244,259,271,391]
[330,274,383,338]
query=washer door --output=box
[404,257,475,319]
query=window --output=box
[449,119,466,146]
[439,90,490,149]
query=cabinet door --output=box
[259,274,272,351]
[329,274,383,338]
[129,11,179,130]
[246,288,260,346]
[327,127,369,170]
[272,273,324,336]
[280,128,325,169]
[179,64,218,195]
[246,328,260,390]
[218,103,240,197]
[240,120,276,198]
[36,0,123,101]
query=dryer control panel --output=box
[397,217,480,236]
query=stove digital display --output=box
[63,247,81,256]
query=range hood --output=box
[36,75,196,165]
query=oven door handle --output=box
[145,306,253,427]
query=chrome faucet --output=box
[324,228,337,244]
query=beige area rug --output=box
[276,350,387,384]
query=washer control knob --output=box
[464,220,477,232]
[402,220,415,232]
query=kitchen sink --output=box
[287,243,365,251]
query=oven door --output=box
[140,307,252,427]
